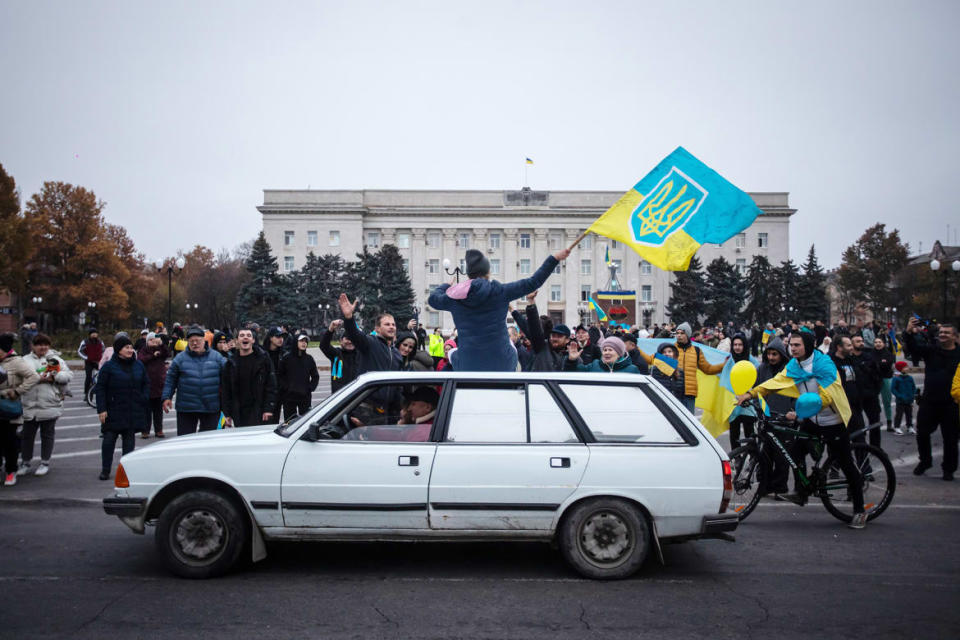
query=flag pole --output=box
[567,229,588,251]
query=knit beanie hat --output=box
[894,361,909,372]
[113,335,133,352]
[600,336,626,358]
[465,249,490,279]
[0,333,14,353]
[676,322,692,336]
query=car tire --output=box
[155,490,247,579]
[559,497,650,580]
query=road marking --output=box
[51,449,103,459]
[755,502,960,511]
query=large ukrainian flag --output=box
[587,147,762,271]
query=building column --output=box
[441,229,458,332]
[564,229,580,327]
[503,228,519,292]
[411,228,427,321]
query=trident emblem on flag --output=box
[630,167,707,245]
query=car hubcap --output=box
[174,509,226,562]
[579,511,631,566]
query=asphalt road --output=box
[2,373,958,639]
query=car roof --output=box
[354,371,655,384]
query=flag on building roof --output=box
[586,147,762,271]
[525,157,534,165]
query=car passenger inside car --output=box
[322,384,438,442]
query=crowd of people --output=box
[1,249,958,528]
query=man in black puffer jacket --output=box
[221,327,277,428]
[277,334,320,422]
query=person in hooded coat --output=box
[755,335,794,494]
[95,335,149,480]
[427,247,570,371]
[396,331,434,372]
[727,334,759,448]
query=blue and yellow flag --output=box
[218,412,228,429]
[604,245,612,266]
[651,352,677,377]
[525,157,534,165]
[755,350,852,427]
[588,295,608,322]
[587,147,762,271]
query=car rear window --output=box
[558,383,687,444]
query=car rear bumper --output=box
[702,514,739,534]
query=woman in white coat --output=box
[20,333,73,476]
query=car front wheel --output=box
[559,497,650,579]
[155,490,247,579]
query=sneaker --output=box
[907,427,917,435]
[141,432,151,439]
[16,462,33,476]
[155,432,165,438]
[34,463,49,477]
[893,428,904,436]
[98,472,110,481]
[848,512,867,529]
[913,463,931,476]
[4,472,16,486]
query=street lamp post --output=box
[87,301,97,328]
[318,303,331,329]
[442,258,463,283]
[155,257,186,330]
[930,259,960,322]
[185,302,198,324]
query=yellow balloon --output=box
[729,360,758,395]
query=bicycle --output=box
[727,399,896,524]
[85,369,98,408]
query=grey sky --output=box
[2,0,958,268]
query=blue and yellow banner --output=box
[587,147,762,271]
[588,295,608,322]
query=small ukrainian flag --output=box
[525,157,534,165]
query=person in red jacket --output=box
[137,332,170,438]
[78,328,104,399]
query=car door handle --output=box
[398,456,419,467]
[550,457,571,468]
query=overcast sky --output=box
[2,0,958,268]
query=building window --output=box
[490,259,501,275]
[306,231,318,247]
[550,285,562,302]
[329,230,340,247]
[459,259,467,273]
[284,230,295,246]
[489,233,501,249]
[428,311,440,327]
[581,285,592,301]
[640,261,652,275]
[758,232,768,248]
[581,233,593,249]
[611,240,619,249]
[736,258,747,274]
[458,232,470,249]
[735,233,746,249]
[283,256,295,272]
[367,231,380,248]
[519,259,531,275]
[427,231,441,248]
[548,232,563,250]
[428,259,439,274]
[581,259,592,275]
[641,285,652,302]
[402,259,410,272]
[397,232,410,248]
[519,233,531,249]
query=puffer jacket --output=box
[428,255,559,372]
[566,355,642,373]
[21,351,73,421]
[161,345,225,412]
[0,353,40,425]
[675,341,725,397]
[95,352,150,433]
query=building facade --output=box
[259,189,794,330]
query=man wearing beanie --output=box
[636,321,726,411]
[427,246,571,371]
[0,333,40,485]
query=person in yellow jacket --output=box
[952,363,960,405]
[638,322,727,412]
[427,329,445,368]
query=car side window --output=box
[528,384,579,443]
[559,383,686,444]
[318,383,439,443]
[446,386,526,443]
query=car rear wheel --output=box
[155,490,247,579]
[559,498,649,580]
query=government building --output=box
[259,189,794,330]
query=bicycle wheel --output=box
[85,384,96,408]
[820,443,896,523]
[728,445,765,521]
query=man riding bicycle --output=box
[736,331,867,529]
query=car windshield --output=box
[274,383,355,437]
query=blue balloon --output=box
[795,392,823,420]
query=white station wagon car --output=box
[104,371,737,580]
